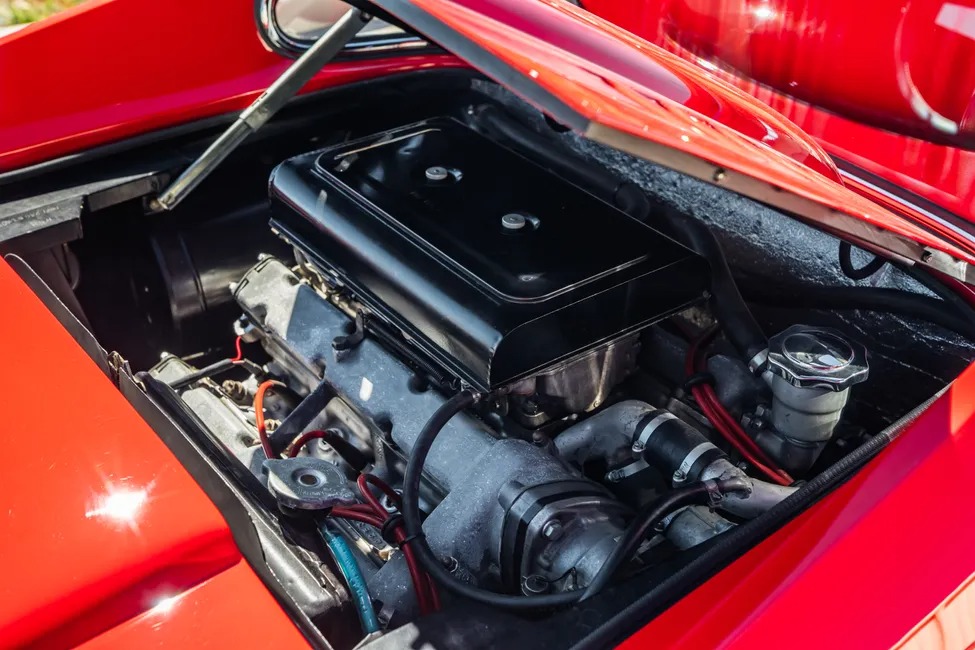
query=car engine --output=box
[136,112,909,637]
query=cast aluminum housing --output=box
[268,117,709,391]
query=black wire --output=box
[838,242,887,280]
[901,264,975,332]
[741,283,975,340]
[571,388,942,650]
[402,390,583,609]
[401,391,748,610]
[580,477,750,601]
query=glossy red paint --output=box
[623,362,975,649]
[405,0,975,267]
[76,562,309,650]
[769,92,975,224]
[582,0,975,148]
[0,0,463,172]
[0,258,301,648]
[582,0,975,223]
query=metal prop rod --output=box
[152,8,370,211]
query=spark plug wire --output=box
[356,474,438,614]
[230,335,245,362]
[684,326,793,486]
[254,379,284,459]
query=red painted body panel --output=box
[0,0,463,173]
[0,258,303,648]
[768,92,975,223]
[2,1,975,649]
[625,361,975,649]
[76,563,309,650]
[581,0,975,147]
[581,0,975,222]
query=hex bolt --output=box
[501,213,528,230]
[631,440,646,454]
[672,469,687,484]
[425,166,449,181]
[522,574,550,596]
[542,520,564,541]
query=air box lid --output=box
[269,117,708,390]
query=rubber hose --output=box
[573,388,943,649]
[580,477,750,601]
[661,205,768,363]
[402,390,583,610]
[838,242,887,280]
[902,264,975,332]
[741,282,975,339]
[320,522,381,634]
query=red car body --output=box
[2,0,975,648]
[583,0,975,225]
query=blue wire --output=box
[320,522,382,635]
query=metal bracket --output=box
[150,9,370,212]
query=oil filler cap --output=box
[766,325,868,391]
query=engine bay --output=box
[5,73,974,648]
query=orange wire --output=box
[254,380,284,459]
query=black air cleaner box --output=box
[269,117,708,391]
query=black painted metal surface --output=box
[269,117,708,390]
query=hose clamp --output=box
[747,348,770,374]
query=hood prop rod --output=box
[150,8,370,212]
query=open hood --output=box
[356,0,975,282]
[583,0,975,151]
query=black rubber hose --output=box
[573,389,942,650]
[402,390,583,609]
[660,205,768,363]
[403,391,750,610]
[902,264,975,332]
[741,282,975,339]
[838,241,887,280]
[580,476,750,601]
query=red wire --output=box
[330,507,386,529]
[355,474,437,614]
[692,386,792,485]
[230,335,244,362]
[254,380,283,460]
[286,430,329,458]
[358,474,402,510]
[685,327,794,486]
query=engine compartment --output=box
[4,72,974,648]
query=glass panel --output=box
[273,0,400,42]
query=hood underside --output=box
[358,0,975,282]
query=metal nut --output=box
[542,520,564,541]
[425,166,449,181]
[501,213,527,230]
